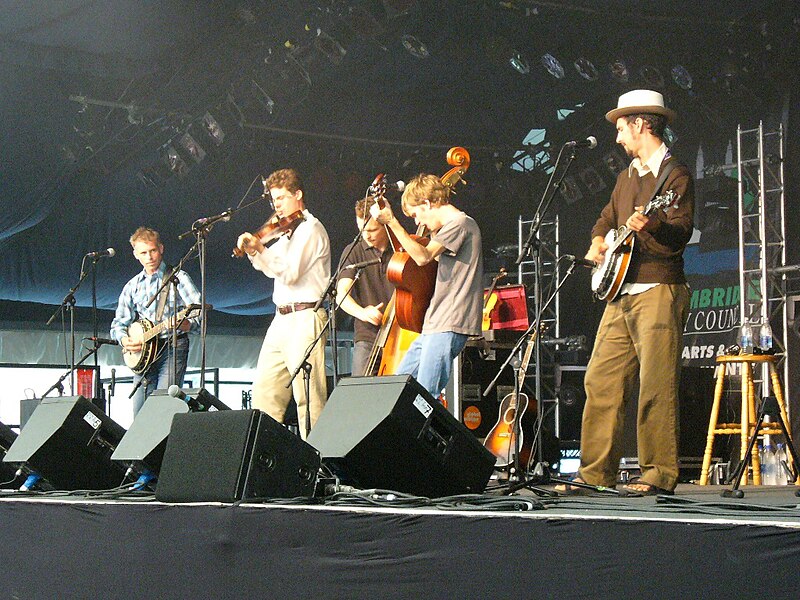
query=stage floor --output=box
[2,482,800,599]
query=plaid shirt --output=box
[110,261,201,342]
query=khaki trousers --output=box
[579,284,689,491]
[252,308,328,439]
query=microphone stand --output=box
[142,245,207,391]
[41,342,104,399]
[517,143,580,267]
[289,263,369,438]
[490,140,614,495]
[46,256,92,395]
[485,259,615,494]
[90,254,105,401]
[315,216,373,384]
[176,200,262,387]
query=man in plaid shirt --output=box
[111,227,201,415]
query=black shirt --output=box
[337,239,394,344]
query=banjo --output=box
[122,304,201,375]
[590,190,679,302]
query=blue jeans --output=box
[396,332,468,398]
[131,336,190,415]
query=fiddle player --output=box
[336,196,394,376]
[370,173,483,399]
[236,168,331,438]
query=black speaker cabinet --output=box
[156,409,320,502]
[454,345,515,438]
[555,365,717,459]
[111,388,229,474]
[307,375,496,497]
[0,421,20,488]
[2,396,126,490]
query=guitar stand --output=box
[484,257,620,498]
[722,395,800,499]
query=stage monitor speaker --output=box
[155,409,320,503]
[111,388,229,474]
[0,421,20,487]
[307,375,496,497]
[3,396,126,490]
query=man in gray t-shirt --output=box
[371,173,483,398]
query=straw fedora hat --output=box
[605,89,676,124]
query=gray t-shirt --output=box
[423,211,483,336]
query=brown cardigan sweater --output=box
[591,156,694,284]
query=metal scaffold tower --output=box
[737,121,789,401]
[517,214,560,424]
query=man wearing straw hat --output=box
[569,90,694,496]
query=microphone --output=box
[86,248,116,258]
[563,254,597,269]
[383,180,406,192]
[168,384,187,401]
[86,336,119,346]
[369,174,405,194]
[193,210,233,228]
[343,258,382,270]
[565,136,597,150]
[542,335,588,350]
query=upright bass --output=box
[363,147,471,376]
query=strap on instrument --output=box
[648,157,676,206]
[155,265,176,323]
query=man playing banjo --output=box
[111,227,201,415]
[567,90,694,496]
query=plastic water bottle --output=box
[775,443,789,485]
[759,320,773,350]
[740,320,754,354]
[760,442,777,485]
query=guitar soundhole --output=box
[503,408,516,424]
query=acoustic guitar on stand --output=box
[590,190,679,302]
[483,332,538,469]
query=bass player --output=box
[370,173,483,399]
[110,226,201,415]
[336,196,394,376]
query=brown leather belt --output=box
[277,302,317,315]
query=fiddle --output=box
[232,210,305,257]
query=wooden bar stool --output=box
[699,354,793,485]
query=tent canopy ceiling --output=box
[0,0,796,317]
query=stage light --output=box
[383,0,417,19]
[541,53,565,79]
[609,59,629,83]
[671,65,693,90]
[484,36,527,74]
[314,29,347,65]
[559,175,583,204]
[202,112,224,146]
[179,132,205,164]
[603,150,628,176]
[251,79,277,115]
[639,65,665,88]
[579,166,606,195]
[402,34,429,58]
[509,52,530,75]
[164,144,189,178]
[574,57,598,81]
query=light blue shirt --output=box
[110,261,201,342]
